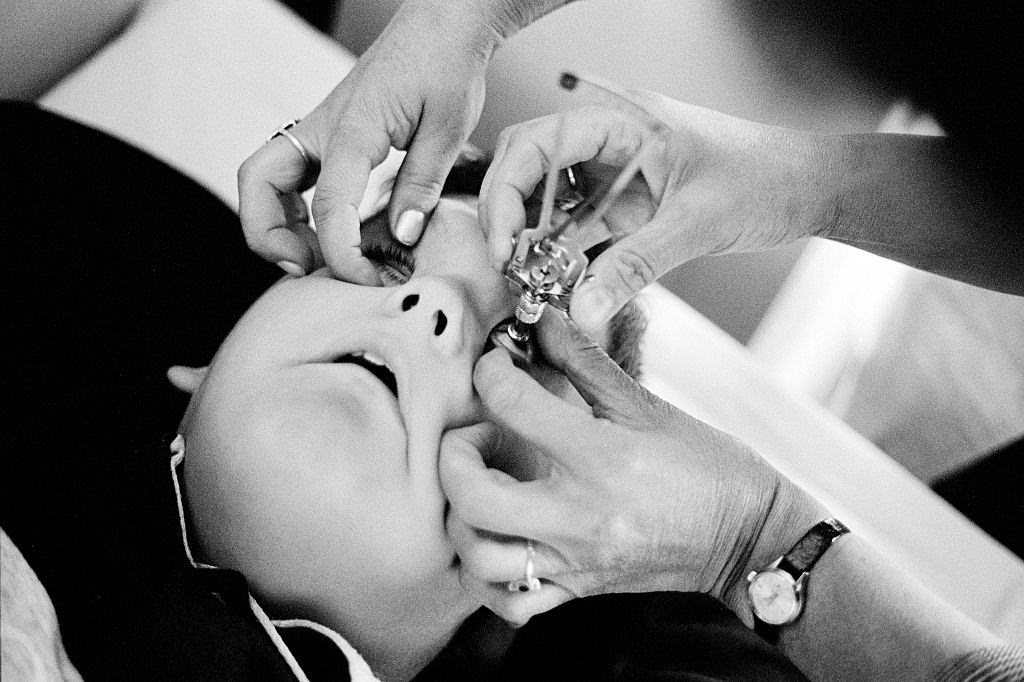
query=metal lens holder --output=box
[505,231,588,330]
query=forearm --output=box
[779,534,1000,681]
[817,133,1024,295]
[0,0,146,100]
[718,482,1003,681]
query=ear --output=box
[167,365,209,394]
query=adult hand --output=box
[238,0,502,282]
[480,93,834,336]
[440,310,825,625]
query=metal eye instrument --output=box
[486,71,671,368]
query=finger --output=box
[312,121,392,285]
[282,191,324,269]
[447,516,565,584]
[388,112,466,246]
[569,219,679,333]
[238,135,319,274]
[468,576,575,627]
[439,422,565,537]
[536,309,653,425]
[480,109,647,269]
[472,348,599,457]
[478,124,512,215]
[478,126,521,269]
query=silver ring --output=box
[266,119,315,174]
[506,540,542,593]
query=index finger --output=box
[479,108,647,269]
[312,121,392,285]
[238,134,319,273]
[536,309,655,426]
[439,422,562,537]
[473,348,602,465]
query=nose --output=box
[383,277,469,357]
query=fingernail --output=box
[394,210,425,246]
[276,260,305,277]
[572,286,613,331]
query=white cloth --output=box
[1,529,84,682]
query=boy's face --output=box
[182,196,517,662]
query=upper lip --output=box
[333,349,398,397]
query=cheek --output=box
[260,371,407,471]
[243,442,455,628]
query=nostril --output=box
[433,311,448,336]
[402,294,419,311]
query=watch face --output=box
[748,570,801,625]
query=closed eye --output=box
[363,242,414,286]
[360,214,416,286]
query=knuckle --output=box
[573,333,607,364]
[237,154,258,185]
[565,342,605,377]
[607,246,658,293]
[310,191,337,222]
[483,377,528,418]
[397,174,445,204]
[494,126,514,150]
[242,229,270,254]
[504,124,543,161]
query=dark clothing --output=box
[744,1,1024,189]
[1,101,282,679]
[505,592,807,681]
[933,435,1024,560]
[0,102,807,680]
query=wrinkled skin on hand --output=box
[238,0,495,283]
[440,310,825,626]
[480,93,835,336]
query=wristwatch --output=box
[746,517,850,644]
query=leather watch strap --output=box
[754,616,781,645]
[777,517,850,578]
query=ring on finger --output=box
[506,539,542,593]
[266,119,318,179]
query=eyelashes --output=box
[363,240,415,286]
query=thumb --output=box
[388,114,467,246]
[312,121,389,285]
[536,310,653,425]
[570,227,673,337]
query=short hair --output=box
[394,149,646,379]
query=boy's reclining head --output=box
[176,155,645,680]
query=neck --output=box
[370,618,458,675]
[323,568,480,682]
[356,601,472,682]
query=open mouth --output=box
[334,351,398,397]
